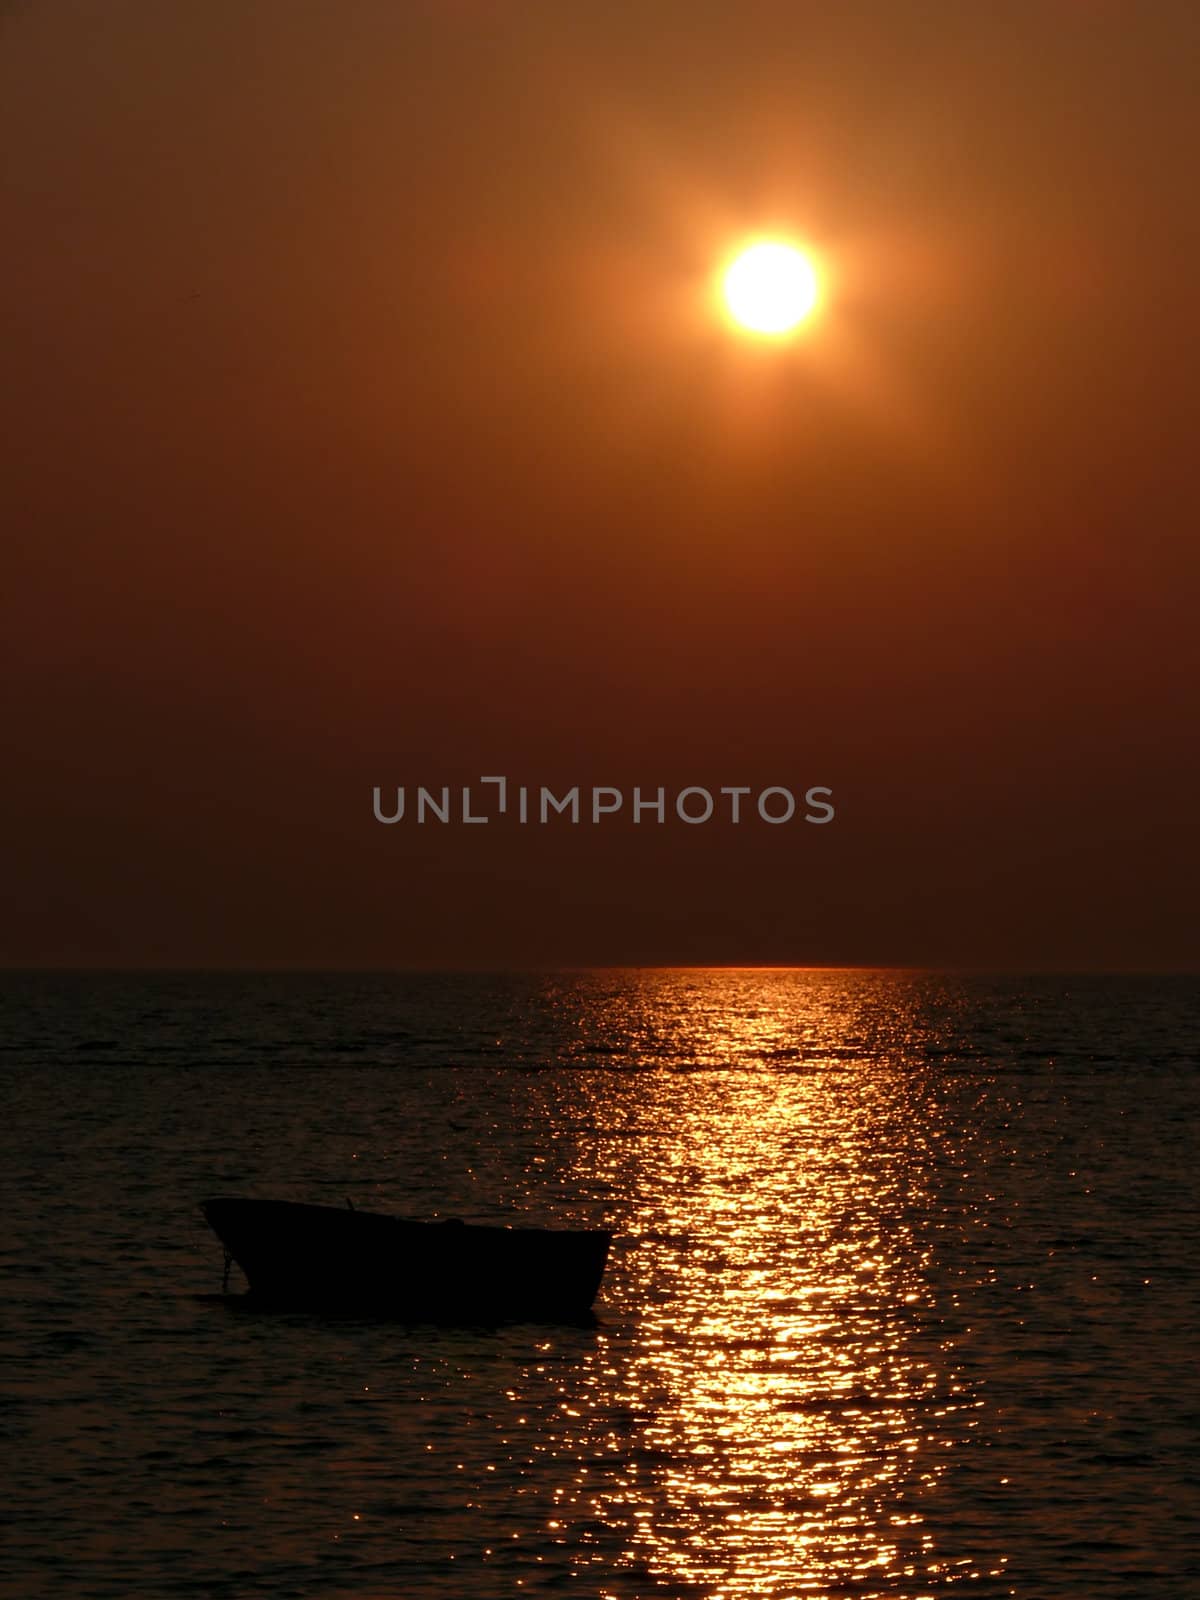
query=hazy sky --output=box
[3,0,1197,967]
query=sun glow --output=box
[722,240,820,336]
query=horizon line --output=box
[1,963,1196,977]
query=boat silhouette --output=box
[202,1196,612,1322]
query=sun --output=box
[722,240,820,336]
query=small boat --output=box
[201,1196,612,1322]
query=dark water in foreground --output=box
[2,970,1198,1598]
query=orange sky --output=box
[2,0,1197,967]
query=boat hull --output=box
[202,1197,611,1321]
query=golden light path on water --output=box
[511,972,1006,1597]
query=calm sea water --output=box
[1,970,1197,1599]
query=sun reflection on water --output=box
[543,971,1001,1596]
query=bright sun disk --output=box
[723,241,819,335]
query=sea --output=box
[1,969,1197,1599]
